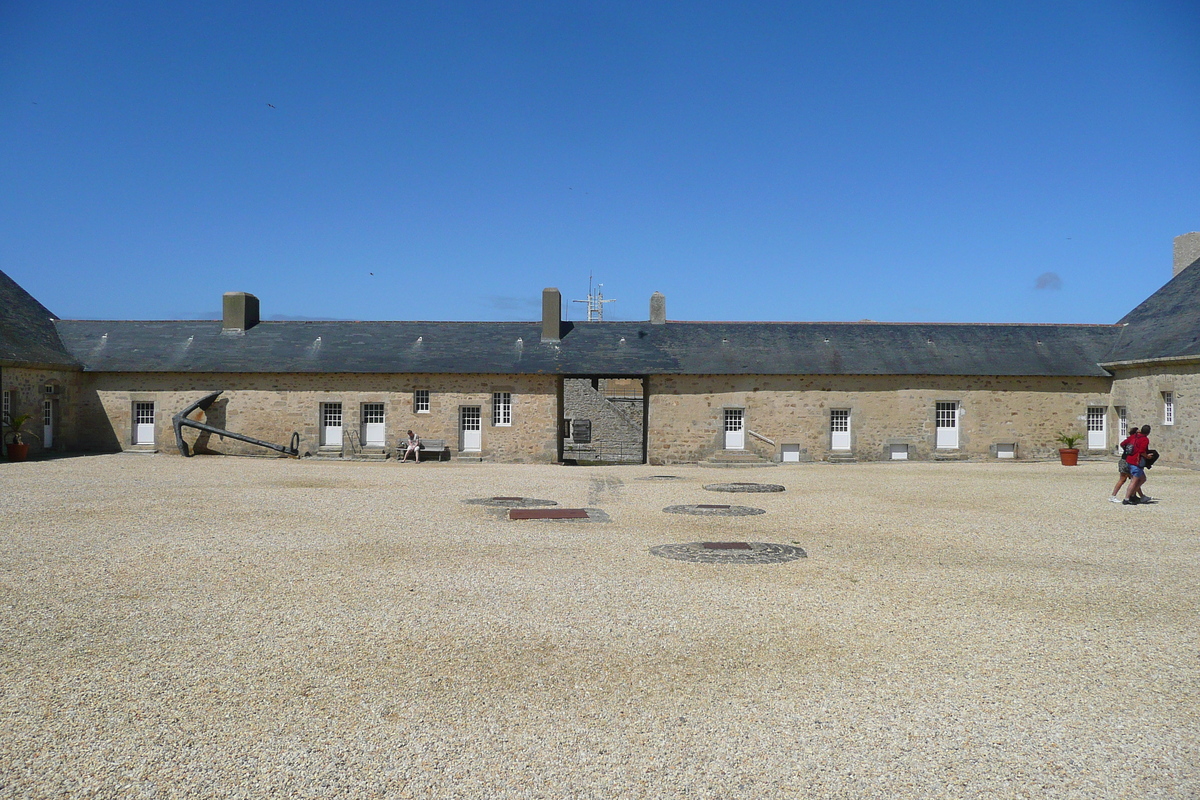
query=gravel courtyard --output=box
[1,455,1197,799]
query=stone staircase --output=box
[702,449,776,468]
[826,452,858,464]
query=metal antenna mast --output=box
[572,274,615,321]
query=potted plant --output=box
[3,413,37,462]
[1055,431,1083,466]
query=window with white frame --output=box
[1163,392,1174,425]
[414,389,430,414]
[492,392,512,426]
[1117,406,1127,439]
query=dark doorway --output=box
[560,376,647,464]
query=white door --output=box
[1087,407,1106,450]
[461,406,482,452]
[361,403,385,446]
[723,409,744,450]
[831,409,851,451]
[43,399,54,448]
[321,402,343,447]
[134,402,155,445]
[936,402,959,449]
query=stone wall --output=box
[645,374,1115,464]
[562,378,644,462]
[78,372,559,462]
[1,365,83,455]
[1109,362,1199,467]
[22,363,1197,468]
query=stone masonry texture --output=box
[645,373,1116,464]
[79,372,558,462]
[1109,363,1199,465]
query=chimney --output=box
[223,292,260,332]
[649,291,666,325]
[1174,232,1200,277]
[541,288,562,342]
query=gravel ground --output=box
[1,455,1197,799]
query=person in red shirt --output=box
[1122,425,1150,505]
[1110,423,1140,502]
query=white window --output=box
[414,389,430,414]
[492,392,512,426]
[1163,392,1174,426]
[2,390,9,425]
[1117,407,1128,439]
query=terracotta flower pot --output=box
[1058,448,1079,466]
[6,443,29,462]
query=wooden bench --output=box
[397,438,449,461]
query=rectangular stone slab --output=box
[701,542,752,550]
[509,508,588,520]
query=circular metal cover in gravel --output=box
[663,504,766,516]
[649,542,807,564]
[702,482,786,493]
[462,497,559,507]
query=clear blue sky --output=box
[2,2,1198,324]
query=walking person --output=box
[1110,423,1139,502]
[1122,425,1150,505]
[400,430,422,463]
[1135,424,1159,502]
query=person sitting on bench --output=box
[401,430,421,463]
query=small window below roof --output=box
[414,389,430,414]
[1163,392,1174,426]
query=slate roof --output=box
[0,268,78,368]
[54,318,1121,377]
[1103,257,1200,364]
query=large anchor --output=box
[173,390,300,458]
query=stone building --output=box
[0,270,82,457]
[3,233,1198,467]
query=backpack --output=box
[1142,449,1160,469]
